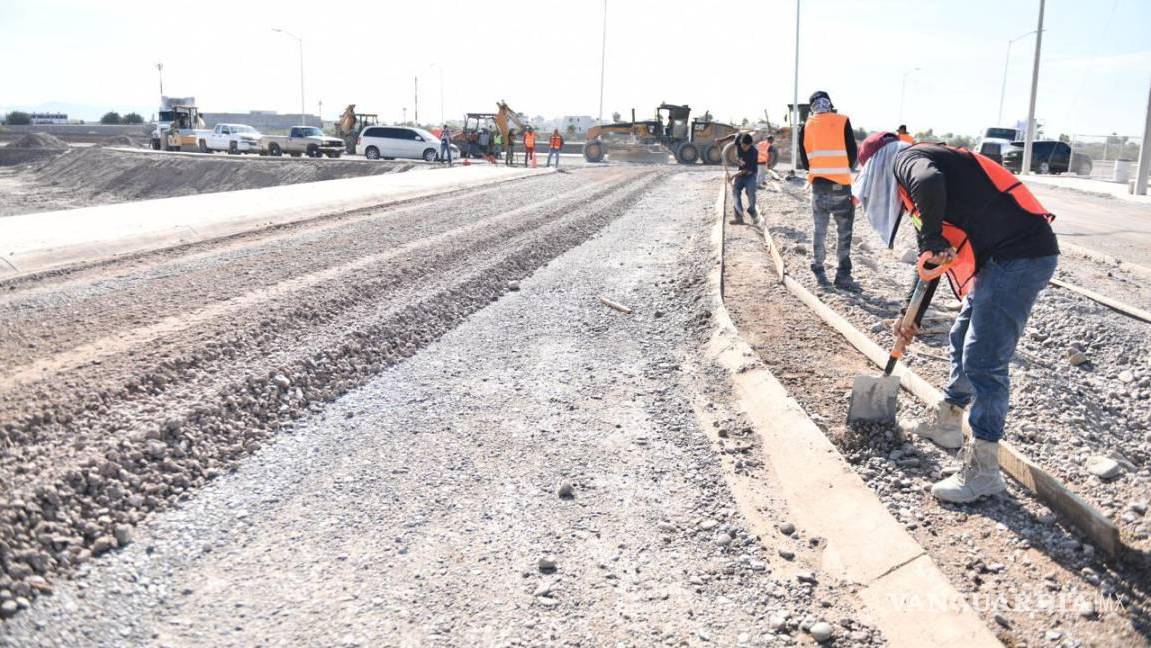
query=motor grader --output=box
[582,103,737,165]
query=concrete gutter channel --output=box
[706,185,999,646]
[0,165,553,280]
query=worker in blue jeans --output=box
[730,133,758,224]
[853,133,1059,504]
[439,126,453,166]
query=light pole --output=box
[1136,78,1151,196]
[899,67,921,124]
[272,28,306,126]
[1020,0,1045,175]
[414,76,419,125]
[156,63,164,101]
[598,0,607,122]
[997,31,1036,126]
[790,0,800,171]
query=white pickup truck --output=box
[195,123,264,154]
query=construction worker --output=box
[492,129,503,160]
[506,129,516,166]
[853,132,1059,503]
[439,125,453,166]
[756,135,775,188]
[730,133,759,225]
[546,129,565,168]
[897,125,914,144]
[478,128,491,158]
[798,90,860,291]
[523,127,537,167]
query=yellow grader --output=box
[582,103,737,165]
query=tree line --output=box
[3,111,144,125]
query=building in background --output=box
[29,112,69,124]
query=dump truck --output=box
[582,103,737,165]
[336,105,379,154]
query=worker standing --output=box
[506,129,516,166]
[853,132,1059,503]
[897,125,914,144]
[546,129,565,168]
[439,125,453,166]
[492,129,503,161]
[730,133,759,225]
[798,91,860,291]
[524,127,537,167]
[478,128,491,159]
[755,135,775,188]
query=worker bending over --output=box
[798,91,860,291]
[853,132,1058,503]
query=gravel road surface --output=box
[1,168,881,646]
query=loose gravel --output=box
[1,170,882,646]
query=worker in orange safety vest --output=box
[546,129,565,168]
[755,135,776,187]
[797,90,860,291]
[897,124,914,144]
[523,127,537,167]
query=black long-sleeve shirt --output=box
[796,115,858,182]
[893,144,1059,262]
[736,143,758,176]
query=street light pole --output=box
[156,63,164,101]
[1136,78,1151,196]
[598,0,607,122]
[791,0,801,171]
[414,76,419,125]
[899,67,921,124]
[997,31,1036,126]
[1020,0,1045,175]
[273,28,306,126]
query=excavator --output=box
[336,105,379,154]
[582,103,737,165]
[453,100,528,161]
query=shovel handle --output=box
[885,275,941,375]
[917,250,955,281]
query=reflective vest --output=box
[898,132,914,144]
[803,112,852,185]
[550,134,563,149]
[756,141,771,164]
[524,131,536,148]
[897,145,1055,299]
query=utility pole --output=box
[1136,78,1151,196]
[414,76,419,126]
[156,63,164,101]
[1020,0,1045,175]
[598,0,607,122]
[791,0,801,171]
[272,29,306,126]
[318,100,323,127]
[998,31,1035,126]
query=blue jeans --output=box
[943,255,1058,442]
[440,143,452,166]
[546,147,561,167]
[811,181,854,278]
[732,173,757,218]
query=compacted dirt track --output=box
[2,169,886,646]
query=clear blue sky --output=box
[1,0,1148,137]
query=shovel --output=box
[847,253,953,426]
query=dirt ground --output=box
[0,147,420,217]
[721,178,1150,647]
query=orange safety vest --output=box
[549,134,563,149]
[756,140,771,164]
[524,131,536,148]
[803,112,852,185]
[897,145,1054,299]
[898,132,914,144]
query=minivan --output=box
[358,126,458,162]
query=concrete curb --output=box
[705,185,1000,647]
[0,166,553,280]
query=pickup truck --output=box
[196,123,263,154]
[260,126,344,158]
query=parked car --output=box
[198,123,262,154]
[260,126,344,158]
[1001,140,1093,175]
[357,125,457,162]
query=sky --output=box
[1,0,1148,138]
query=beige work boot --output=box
[900,401,965,449]
[932,438,1007,503]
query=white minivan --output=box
[358,126,458,162]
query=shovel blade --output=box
[847,374,901,425]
